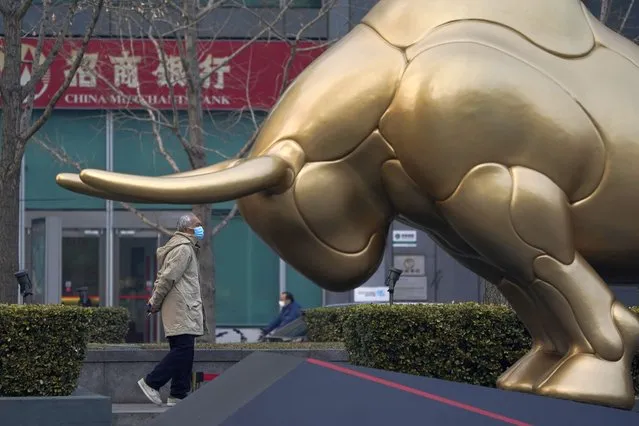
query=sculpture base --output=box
[148,352,639,426]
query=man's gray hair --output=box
[177,214,195,232]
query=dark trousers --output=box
[145,334,195,399]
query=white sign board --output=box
[392,229,417,247]
[394,276,428,301]
[353,286,389,302]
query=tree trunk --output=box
[193,204,215,342]
[0,10,26,303]
[0,175,20,303]
[183,0,215,341]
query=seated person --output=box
[261,291,302,337]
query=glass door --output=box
[30,219,47,304]
[61,229,104,306]
[116,230,159,343]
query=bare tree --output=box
[37,0,336,340]
[0,0,105,303]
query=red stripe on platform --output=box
[306,358,531,426]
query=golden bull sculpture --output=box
[57,0,639,410]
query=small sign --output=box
[64,281,72,293]
[395,276,428,301]
[392,229,417,247]
[353,286,389,302]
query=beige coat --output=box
[149,232,205,337]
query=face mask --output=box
[278,300,286,308]
[193,226,204,240]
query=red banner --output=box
[0,38,325,110]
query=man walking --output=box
[137,213,207,407]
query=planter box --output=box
[81,347,349,404]
[0,387,111,426]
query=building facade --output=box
[3,0,639,343]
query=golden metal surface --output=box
[56,0,639,409]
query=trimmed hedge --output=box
[306,303,639,394]
[87,307,129,343]
[0,304,93,396]
[304,306,353,342]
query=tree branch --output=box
[21,0,82,98]
[18,0,34,19]
[21,0,105,142]
[620,0,636,33]
[600,0,611,23]
[146,109,181,173]
[211,203,239,236]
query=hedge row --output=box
[305,303,639,394]
[0,304,93,396]
[87,306,129,344]
[0,304,129,397]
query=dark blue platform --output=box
[150,352,639,426]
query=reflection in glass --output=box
[62,237,100,306]
[119,237,157,343]
[30,219,46,304]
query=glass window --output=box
[25,110,107,210]
[30,219,47,304]
[118,236,158,343]
[240,0,280,7]
[214,215,279,326]
[61,236,101,306]
[287,0,322,7]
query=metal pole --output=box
[105,111,114,307]
[278,258,286,294]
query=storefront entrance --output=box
[61,229,104,306]
[116,230,161,343]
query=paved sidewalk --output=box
[112,403,169,426]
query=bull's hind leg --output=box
[437,163,639,409]
[492,278,565,392]
[436,250,566,393]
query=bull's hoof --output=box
[533,353,635,410]
[497,347,562,393]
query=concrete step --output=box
[112,404,169,426]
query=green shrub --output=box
[304,306,354,342]
[307,303,639,395]
[0,304,93,397]
[87,307,129,343]
[343,303,531,386]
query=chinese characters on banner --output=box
[0,38,325,110]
